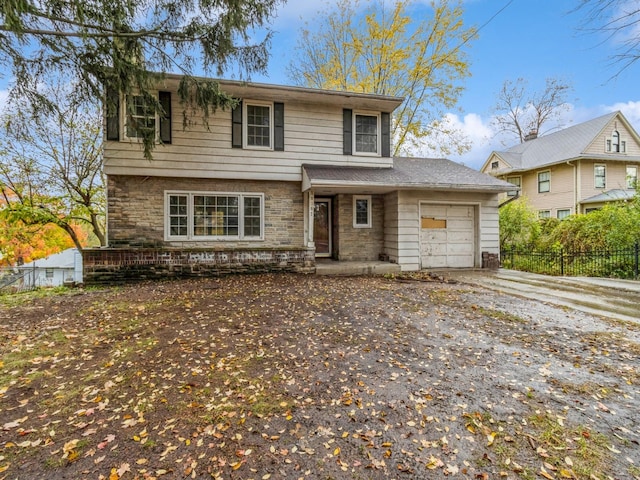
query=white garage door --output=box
[420,204,475,268]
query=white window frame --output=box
[243,100,273,150]
[594,164,606,189]
[538,170,550,193]
[626,165,638,189]
[353,111,381,156]
[506,176,521,197]
[557,209,571,220]
[165,191,264,241]
[353,195,372,228]
[122,92,159,141]
[538,210,551,219]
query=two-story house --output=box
[482,111,640,218]
[83,75,513,283]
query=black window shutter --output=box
[381,112,390,157]
[159,91,172,144]
[274,102,284,151]
[106,87,120,141]
[232,101,243,148]
[343,109,352,155]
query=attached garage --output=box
[420,204,476,268]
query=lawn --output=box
[1,273,639,479]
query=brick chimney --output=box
[524,130,538,141]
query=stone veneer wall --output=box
[336,194,385,261]
[107,175,305,248]
[83,248,315,285]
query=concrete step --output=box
[315,261,401,276]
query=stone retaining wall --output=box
[83,248,315,285]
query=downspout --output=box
[566,161,577,214]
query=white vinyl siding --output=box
[104,84,394,181]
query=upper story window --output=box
[106,89,171,143]
[124,94,157,140]
[606,130,626,153]
[244,102,272,149]
[557,209,571,220]
[491,161,499,170]
[353,195,372,228]
[594,164,606,189]
[354,113,380,155]
[232,101,284,151]
[506,176,521,197]
[627,165,638,189]
[342,109,389,157]
[166,191,264,241]
[538,171,550,193]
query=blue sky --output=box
[249,0,640,169]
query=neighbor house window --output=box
[612,131,620,152]
[506,176,521,197]
[354,113,380,154]
[45,268,54,279]
[594,164,606,188]
[557,209,571,220]
[538,171,550,193]
[538,210,551,219]
[353,195,372,228]
[244,102,272,149]
[166,192,264,240]
[124,94,157,140]
[627,166,638,189]
[491,161,499,170]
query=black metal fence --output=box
[501,242,640,279]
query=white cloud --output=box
[440,100,640,171]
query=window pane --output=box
[626,166,637,189]
[169,195,188,237]
[355,198,369,225]
[243,197,262,237]
[595,165,606,188]
[193,195,239,236]
[127,95,156,138]
[247,105,270,147]
[355,115,378,153]
[538,172,550,193]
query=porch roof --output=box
[302,157,515,194]
[580,189,636,205]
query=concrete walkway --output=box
[441,268,640,323]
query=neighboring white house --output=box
[18,248,83,287]
[84,76,514,283]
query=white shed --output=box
[17,248,83,287]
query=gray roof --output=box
[304,157,515,192]
[19,248,79,269]
[580,189,637,205]
[493,111,625,171]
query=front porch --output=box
[315,259,401,276]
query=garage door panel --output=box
[420,203,475,269]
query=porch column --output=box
[304,190,315,249]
